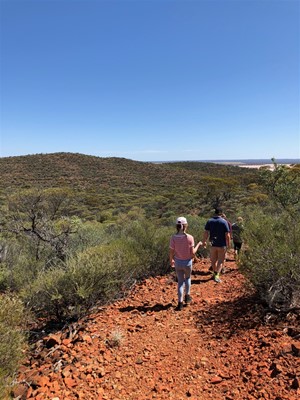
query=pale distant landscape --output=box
[154,158,300,171]
[155,158,299,164]
[213,159,300,169]
[217,159,299,170]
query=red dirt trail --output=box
[14,255,300,400]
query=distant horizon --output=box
[153,158,300,165]
[0,151,299,165]
[155,157,300,162]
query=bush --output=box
[0,237,45,292]
[118,219,170,277]
[0,295,26,399]
[20,264,77,319]
[20,242,137,319]
[240,206,300,310]
[67,220,108,255]
[67,240,142,306]
[20,219,171,319]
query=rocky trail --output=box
[14,254,300,400]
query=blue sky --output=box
[0,0,299,161]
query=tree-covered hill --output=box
[0,152,262,220]
[0,152,257,189]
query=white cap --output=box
[176,216,187,225]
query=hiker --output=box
[169,217,202,311]
[232,217,244,259]
[221,213,232,238]
[202,207,231,283]
[220,212,232,273]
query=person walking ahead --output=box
[202,208,231,283]
[169,217,202,311]
[232,216,244,259]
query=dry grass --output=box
[106,328,125,348]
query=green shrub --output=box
[118,217,172,275]
[20,221,170,320]
[240,207,300,310]
[0,295,26,399]
[67,241,142,305]
[67,220,108,255]
[20,265,77,319]
[259,162,300,214]
[0,237,45,292]
[20,240,139,319]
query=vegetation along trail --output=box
[14,254,300,400]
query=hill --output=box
[0,152,258,190]
[0,152,261,219]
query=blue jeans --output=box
[175,260,192,303]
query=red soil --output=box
[14,255,300,400]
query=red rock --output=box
[26,386,33,398]
[12,383,28,399]
[210,376,223,384]
[82,334,93,343]
[44,334,61,348]
[35,394,46,400]
[64,377,77,387]
[115,371,122,379]
[62,338,72,346]
[36,375,51,387]
[50,380,61,392]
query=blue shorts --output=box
[174,258,192,267]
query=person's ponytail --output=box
[176,223,182,233]
[176,222,188,234]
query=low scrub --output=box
[0,295,26,399]
[20,220,170,320]
[240,207,300,311]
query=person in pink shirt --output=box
[169,217,202,311]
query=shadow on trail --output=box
[192,270,211,277]
[192,269,211,284]
[119,302,173,313]
[192,277,212,285]
[194,293,264,338]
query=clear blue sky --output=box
[1,0,299,161]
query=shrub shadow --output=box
[192,277,213,285]
[119,302,173,313]
[192,270,211,277]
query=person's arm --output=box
[225,231,231,248]
[190,241,203,258]
[169,248,175,267]
[202,230,209,247]
[229,222,233,239]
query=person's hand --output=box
[170,260,175,268]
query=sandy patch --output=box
[238,163,292,170]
